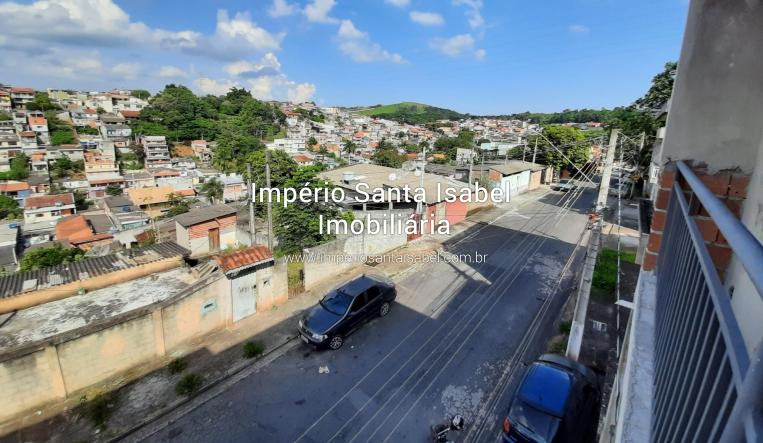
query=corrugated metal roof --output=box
[175,205,237,228]
[0,241,189,299]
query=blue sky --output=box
[0,0,689,114]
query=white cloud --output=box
[158,66,187,78]
[196,52,316,103]
[0,0,200,51]
[223,53,281,77]
[269,0,297,17]
[0,1,283,60]
[569,24,590,33]
[287,83,317,103]
[410,11,444,26]
[384,0,410,7]
[429,34,484,59]
[304,0,338,24]
[111,62,141,79]
[453,0,484,29]
[336,20,406,64]
[204,10,283,58]
[194,77,240,96]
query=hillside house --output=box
[175,205,237,256]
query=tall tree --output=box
[635,61,677,110]
[273,167,341,254]
[200,178,224,204]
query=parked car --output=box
[502,354,600,443]
[298,274,397,350]
[552,179,576,192]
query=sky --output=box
[0,0,689,114]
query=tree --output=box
[0,154,29,181]
[51,157,73,178]
[130,89,151,100]
[371,139,406,168]
[105,184,123,196]
[0,195,21,220]
[164,192,192,217]
[307,136,318,150]
[635,61,677,110]
[200,178,224,204]
[273,167,341,255]
[0,112,10,121]
[342,140,356,158]
[19,245,84,271]
[239,149,297,189]
[26,92,61,111]
[530,125,589,171]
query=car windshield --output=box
[320,290,353,315]
[509,400,560,443]
[518,363,572,416]
[559,180,570,185]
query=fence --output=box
[651,161,763,442]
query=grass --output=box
[548,336,567,355]
[175,373,203,396]
[287,259,304,287]
[592,248,635,292]
[243,340,265,359]
[167,358,187,375]
[81,392,117,429]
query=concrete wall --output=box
[654,0,763,353]
[0,273,246,425]
[303,230,407,290]
[658,1,763,174]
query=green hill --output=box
[356,102,465,124]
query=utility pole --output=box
[521,141,526,162]
[596,129,619,213]
[247,164,255,246]
[531,137,538,164]
[265,150,273,250]
[417,143,427,215]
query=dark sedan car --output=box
[502,354,600,443]
[298,274,396,350]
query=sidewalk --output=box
[0,188,549,443]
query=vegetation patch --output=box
[175,373,203,396]
[243,340,266,359]
[167,358,187,375]
[81,392,117,430]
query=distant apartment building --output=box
[23,193,76,224]
[141,135,172,169]
[0,91,11,113]
[9,87,34,109]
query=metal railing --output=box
[651,161,763,442]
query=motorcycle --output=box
[430,415,465,442]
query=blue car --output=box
[502,354,600,443]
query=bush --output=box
[548,336,567,355]
[558,320,572,335]
[242,341,265,359]
[167,358,187,375]
[175,373,203,396]
[82,393,116,429]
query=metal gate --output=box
[231,270,257,322]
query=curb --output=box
[107,334,299,442]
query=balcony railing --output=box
[652,161,763,442]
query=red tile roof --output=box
[214,246,273,274]
[0,181,29,192]
[11,87,33,93]
[24,193,74,209]
[83,108,97,114]
[152,170,181,177]
[19,131,35,137]
[119,110,140,118]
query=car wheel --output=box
[379,301,391,317]
[328,335,344,350]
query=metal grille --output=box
[651,162,762,442]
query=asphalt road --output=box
[139,185,596,443]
